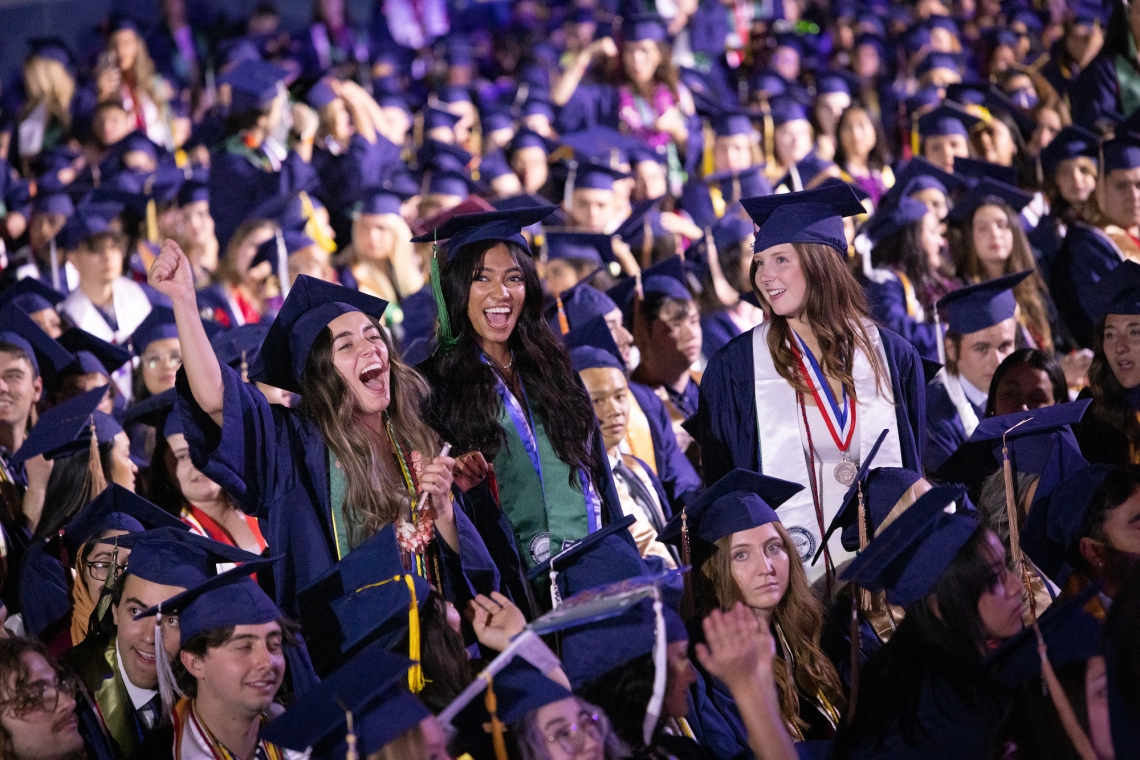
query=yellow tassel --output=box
[1002,418,1034,614]
[910,117,920,158]
[146,198,159,245]
[299,192,336,254]
[762,109,775,167]
[480,673,509,760]
[556,296,570,335]
[701,120,715,176]
[404,574,425,693]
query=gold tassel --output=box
[1034,622,1098,760]
[145,198,159,245]
[910,116,920,158]
[299,191,336,254]
[403,574,425,693]
[336,698,358,760]
[86,416,108,502]
[701,120,715,177]
[555,296,570,335]
[1002,418,1035,615]
[480,672,508,760]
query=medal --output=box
[792,332,858,484]
[834,453,858,486]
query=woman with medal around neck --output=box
[690,184,927,585]
[417,206,638,616]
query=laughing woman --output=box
[147,239,495,619]
[418,207,638,615]
[690,186,926,585]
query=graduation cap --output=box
[952,156,1019,187]
[107,11,140,33]
[946,178,1033,225]
[176,180,209,207]
[261,643,428,757]
[210,323,270,379]
[58,328,131,376]
[547,280,620,333]
[128,306,178,355]
[522,94,556,121]
[1102,133,1140,174]
[840,484,976,607]
[450,659,573,753]
[0,301,76,378]
[711,208,757,252]
[31,191,75,219]
[936,270,1032,335]
[220,59,287,114]
[546,231,613,268]
[770,95,810,126]
[658,469,802,569]
[248,275,389,394]
[880,157,966,212]
[710,109,757,138]
[917,104,980,140]
[565,314,624,369]
[252,229,316,275]
[133,557,281,645]
[423,105,462,132]
[607,256,691,317]
[816,67,861,97]
[863,196,930,246]
[11,385,120,466]
[482,109,516,135]
[915,52,966,79]
[526,514,643,605]
[418,138,472,173]
[567,159,631,193]
[561,127,634,168]
[511,126,560,155]
[26,37,73,69]
[478,149,514,182]
[741,183,865,256]
[58,483,185,560]
[612,199,667,252]
[624,13,669,42]
[95,525,260,589]
[409,205,557,258]
[304,78,339,110]
[424,169,480,198]
[1021,464,1115,581]
[0,278,64,316]
[948,82,1036,138]
[1095,261,1140,320]
[1039,125,1099,179]
[122,388,183,439]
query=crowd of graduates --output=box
[2,0,1140,759]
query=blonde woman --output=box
[14,43,76,169]
[345,190,424,306]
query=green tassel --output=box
[431,239,459,353]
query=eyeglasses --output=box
[86,559,128,582]
[0,675,77,717]
[144,352,182,371]
[546,712,605,754]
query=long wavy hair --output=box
[1088,318,1140,455]
[955,199,1053,352]
[871,218,943,311]
[300,317,438,544]
[749,242,890,398]
[427,240,602,486]
[699,520,846,737]
[21,56,74,131]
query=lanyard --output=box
[791,331,855,452]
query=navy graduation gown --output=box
[19,540,70,640]
[683,669,752,760]
[208,142,317,251]
[922,374,984,474]
[1051,222,1126,348]
[861,272,941,362]
[312,133,403,240]
[628,381,703,508]
[1070,53,1122,128]
[680,170,774,231]
[195,284,238,330]
[175,363,498,617]
[690,326,925,485]
[701,310,741,361]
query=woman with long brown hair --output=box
[948,179,1059,353]
[690,186,926,586]
[96,16,171,148]
[147,238,494,618]
[662,468,845,742]
[196,218,278,329]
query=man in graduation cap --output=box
[925,271,1030,471]
[4,190,78,297]
[564,159,630,233]
[916,103,980,174]
[0,277,66,340]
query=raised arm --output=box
[551,37,617,107]
[148,239,224,426]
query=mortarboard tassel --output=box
[910,116,920,159]
[337,698,359,760]
[1033,622,1098,760]
[90,538,122,635]
[562,160,578,214]
[933,307,946,366]
[762,105,775,167]
[1002,417,1036,615]
[49,238,61,292]
[146,198,159,245]
[430,230,459,353]
[555,296,570,335]
[86,416,108,501]
[642,588,667,748]
[549,568,562,609]
[154,601,185,723]
[299,191,336,254]
[275,229,291,300]
[680,508,694,620]
[1096,141,1107,217]
[701,120,715,177]
[240,350,249,383]
[403,574,426,693]
[480,672,509,760]
[848,483,869,725]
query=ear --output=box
[943,335,958,364]
[1080,537,1107,571]
[111,602,120,628]
[31,375,42,404]
[181,649,206,681]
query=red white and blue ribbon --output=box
[791,331,856,454]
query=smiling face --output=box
[182,622,285,717]
[753,243,808,319]
[467,243,525,351]
[1102,314,1140,389]
[167,432,223,504]
[0,351,41,429]
[911,187,950,221]
[113,574,185,690]
[535,697,604,760]
[728,523,791,613]
[326,310,391,417]
[975,531,1025,640]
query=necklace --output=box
[492,351,515,371]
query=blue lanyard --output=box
[793,331,849,428]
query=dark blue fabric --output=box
[19,543,70,638]
[629,381,703,508]
[680,171,773,230]
[1052,222,1125,349]
[923,374,984,473]
[1070,53,1121,128]
[208,145,317,252]
[195,284,237,329]
[862,273,941,362]
[691,326,925,485]
[685,668,752,760]
[701,311,741,362]
[174,363,497,617]
[312,133,403,225]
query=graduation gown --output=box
[63,635,151,759]
[60,278,154,401]
[174,363,498,618]
[861,270,941,362]
[690,325,925,486]
[700,310,741,362]
[1070,52,1126,129]
[628,381,703,508]
[680,170,773,231]
[312,133,403,242]
[1051,221,1134,348]
[18,539,71,643]
[923,371,985,474]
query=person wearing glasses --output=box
[127,307,181,405]
[515,695,623,760]
[0,637,86,760]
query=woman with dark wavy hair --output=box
[690,186,926,586]
[147,238,494,619]
[417,206,636,615]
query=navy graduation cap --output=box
[220,59,287,114]
[209,323,269,377]
[624,12,669,42]
[570,159,631,192]
[355,186,411,217]
[526,514,642,604]
[0,301,75,378]
[546,230,613,268]
[863,196,930,246]
[133,557,281,645]
[936,270,1032,335]
[741,183,865,256]
[711,109,756,138]
[917,103,981,139]
[607,255,691,317]
[658,469,802,558]
[946,178,1033,225]
[1038,125,1099,179]
[915,52,966,80]
[11,385,120,466]
[248,275,389,394]
[409,205,558,259]
[770,95,810,126]
[840,484,975,606]
[31,190,75,219]
[58,328,131,376]
[478,149,514,181]
[565,314,624,368]
[176,180,209,207]
[1097,261,1140,319]
[953,156,1019,187]
[92,525,267,590]
[612,199,666,250]
[252,230,316,275]
[548,280,620,333]
[423,105,462,132]
[261,643,427,758]
[711,207,757,252]
[425,169,479,198]
[59,484,185,560]
[418,138,473,173]
[129,306,178,356]
[451,659,573,749]
[511,126,561,155]
[303,78,338,110]
[1103,132,1140,173]
[1021,464,1115,581]
[0,277,64,316]
[122,388,183,439]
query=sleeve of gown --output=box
[637,385,703,507]
[1070,55,1120,128]
[174,363,285,518]
[691,344,745,484]
[434,488,501,606]
[863,276,941,362]
[886,329,927,470]
[18,548,69,639]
